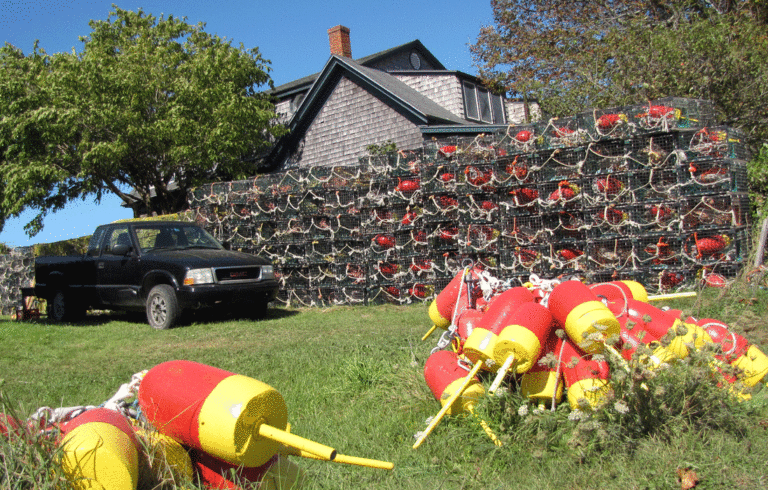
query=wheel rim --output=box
[53,294,65,319]
[150,294,167,325]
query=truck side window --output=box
[104,227,132,254]
[87,227,107,257]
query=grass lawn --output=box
[2,282,768,489]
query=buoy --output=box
[58,408,140,490]
[548,280,620,354]
[134,427,195,489]
[424,266,482,340]
[616,313,660,361]
[519,332,564,408]
[454,309,485,344]
[559,339,612,410]
[416,350,500,448]
[138,360,335,468]
[192,450,303,490]
[590,280,649,303]
[488,302,554,394]
[695,318,768,388]
[625,300,712,364]
[462,326,500,373]
[473,287,536,336]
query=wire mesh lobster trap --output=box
[678,158,749,196]
[538,147,586,181]
[680,193,750,230]
[681,227,749,266]
[628,202,680,234]
[583,139,631,174]
[633,233,683,268]
[501,215,546,246]
[587,238,634,271]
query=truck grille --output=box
[214,266,262,283]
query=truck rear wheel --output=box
[49,290,85,323]
[146,285,180,330]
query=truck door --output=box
[97,225,142,307]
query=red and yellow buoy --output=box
[548,280,620,354]
[59,408,140,490]
[488,302,554,394]
[423,267,482,340]
[519,332,564,408]
[138,360,335,468]
[559,339,612,410]
[420,349,501,447]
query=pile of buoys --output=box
[415,268,768,448]
[2,360,394,489]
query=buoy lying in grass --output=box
[59,408,140,490]
[489,302,554,394]
[419,349,501,447]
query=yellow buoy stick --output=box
[258,424,337,461]
[413,361,484,449]
[487,354,516,396]
[280,447,394,470]
[647,292,697,302]
[422,325,438,341]
[467,406,502,447]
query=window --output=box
[463,82,478,121]
[462,81,506,124]
[477,87,492,123]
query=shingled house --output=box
[265,25,537,170]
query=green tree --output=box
[471,0,768,153]
[0,6,284,236]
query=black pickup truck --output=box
[33,221,279,329]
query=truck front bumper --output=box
[175,280,279,309]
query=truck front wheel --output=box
[146,285,180,330]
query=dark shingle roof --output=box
[270,39,444,96]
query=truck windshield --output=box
[134,224,223,253]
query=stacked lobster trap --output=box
[188,97,752,307]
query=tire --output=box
[48,290,86,323]
[146,284,180,330]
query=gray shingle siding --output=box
[286,76,423,168]
[393,74,465,120]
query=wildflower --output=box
[485,358,496,368]
[592,353,606,363]
[532,407,544,416]
[555,328,567,339]
[568,409,585,421]
[614,400,630,414]
[567,356,580,369]
[538,352,559,369]
[518,404,530,417]
[414,431,425,440]
[592,322,609,332]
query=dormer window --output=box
[463,81,505,124]
[290,93,305,113]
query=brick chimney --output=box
[328,25,352,58]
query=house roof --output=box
[267,54,473,168]
[270,39,445,97]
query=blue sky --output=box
[0,0,494,248]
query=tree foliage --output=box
[471,0,768,152]
[0,6,284,236]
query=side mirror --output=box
[111,244,132,256]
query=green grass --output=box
[2,284,768,489]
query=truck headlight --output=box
[184,268,215,285]
[261,265,275,280]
